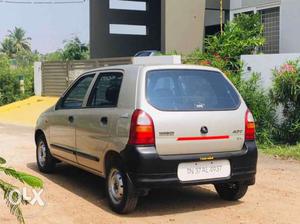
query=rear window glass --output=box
[146,69,240,111]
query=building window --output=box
[258,7,280,54]
[109,0,147,11]
[109,24,148,36]
[233,10,254,18]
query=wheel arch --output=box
[104,150,123,177]
[34,129,48,145]
[35,129,47,145]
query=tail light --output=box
[128,109,155,145]
[245,110,256,141]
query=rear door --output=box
[145,69,246,155]
[74,72,123,171]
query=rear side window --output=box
[146,69,240,111]
[87,72,123,108]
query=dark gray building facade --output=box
[90,0,208,59]
[90,0,161,58]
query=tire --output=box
[215,182,248,201]
[106,159,138,214]
[36,135,56,173]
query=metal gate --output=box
[41,62,68,97]
[41,57,132,96]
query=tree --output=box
[1,37,16,58]
[62,37,89,61]
[0,156,43,224]
[15,49,40,67]
[43,50,64,61]
[205,13,265,72]
[42,36,89,62]
[8,27,32,53]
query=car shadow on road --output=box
[133,187,242,217]
[27,162,242,217]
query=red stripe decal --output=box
[177,135,230,141]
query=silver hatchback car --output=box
[35,57,257,214]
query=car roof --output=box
[84,64,222,74]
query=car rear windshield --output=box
[146,69,240,111]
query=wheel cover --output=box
[38,141,47,167]
[108,168,124,204]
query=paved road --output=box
[0,123,299,224]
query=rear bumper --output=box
[120,141,258,188]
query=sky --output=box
[0,0,89,54]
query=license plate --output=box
[177,160,231,182]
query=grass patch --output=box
[260,144,300,160]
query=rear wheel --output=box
[106,159,138,214]
[36,135,56,173]
[215,182,248,201]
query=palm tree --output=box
[8,27,32,53]
[0,156,43,224]
[0,37,16,57]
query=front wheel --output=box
[36,135,56,173]
[106,160,138,214]
[215,182,248,201]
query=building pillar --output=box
[161,0,206,54]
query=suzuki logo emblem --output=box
[201,126,208,134]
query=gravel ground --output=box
[0,122,299,224]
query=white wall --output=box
[34,62,42,96]
[280,0,300,53]
[230,0,242,9]
[241,54,300,89]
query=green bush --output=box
[13,66,34,98]
[271,60,300,144]
[184,13,265,83]
[0,54,34,106]
[0,55,19,105]
[236,73,276,144]
[185,49,235,77]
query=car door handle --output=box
[100,117,108,126]
[68,116,74,123]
